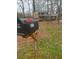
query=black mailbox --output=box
[17,18,39,37]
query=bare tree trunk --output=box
[20,0,25,17]
[56,0,60,24]
[28,0,31,16]
[33,0,35,17]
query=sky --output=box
[17,0,33,14]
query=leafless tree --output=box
[17,0,25,17]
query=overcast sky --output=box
[17,0,33,13]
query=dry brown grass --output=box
[17,20,62,59]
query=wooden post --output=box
[31,31,38,59]
[46,36,51,59]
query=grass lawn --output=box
[17,21,62,59]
